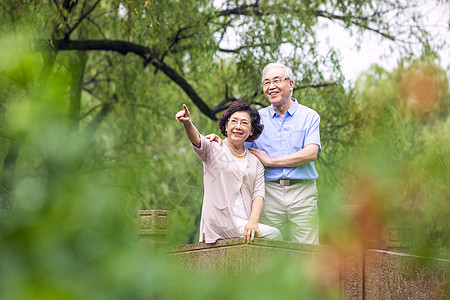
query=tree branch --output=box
[218,42,273,53]
[160,27,195,62]
[151,60,216,120]
[217,3,262,17]
[52,0,71,33]
[211,97,238,115]
[83,101,115,134]
[86,16,107,39]
[66,0,101,38]
[294,82,337,90]
[216,3,396,41]
[313,10,395,41]
[52,39,156,61]
[1,140,21,210]
[63,0,79,13]
[51,39,217,120]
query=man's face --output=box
[262,66,293,106]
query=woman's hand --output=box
[175,104,201,148]
[175,104,191,124]
[244,218,261,243]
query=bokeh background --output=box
[0,1,448,299]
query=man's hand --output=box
[244,219,261,243]
[205,133,223,146]
[248,148,273,166]
[175,104,191,124]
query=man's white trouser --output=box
[260,180,319,244]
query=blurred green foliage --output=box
[349,61,450,257]
[0,1,449,299]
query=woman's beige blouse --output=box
[192,135,265,243]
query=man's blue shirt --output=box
[245,98,321,181]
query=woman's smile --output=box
[226,111,252,142]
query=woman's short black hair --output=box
[218,101,263,142]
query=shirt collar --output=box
[287,98,299,116]
[269,98,299,117]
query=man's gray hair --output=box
[261,62,295,84]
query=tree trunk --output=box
[69,51,88,129]
[0,141,21,210]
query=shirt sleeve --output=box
[191,134,213,162]
[252,159,265,201]
[244,141,255,148]
[304,112,322,153]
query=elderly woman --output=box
[176,101,282,243]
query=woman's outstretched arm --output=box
[175,104,201,148]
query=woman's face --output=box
[225,111,253,145]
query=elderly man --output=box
[207,62,321,244]
[245,62,321,244]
